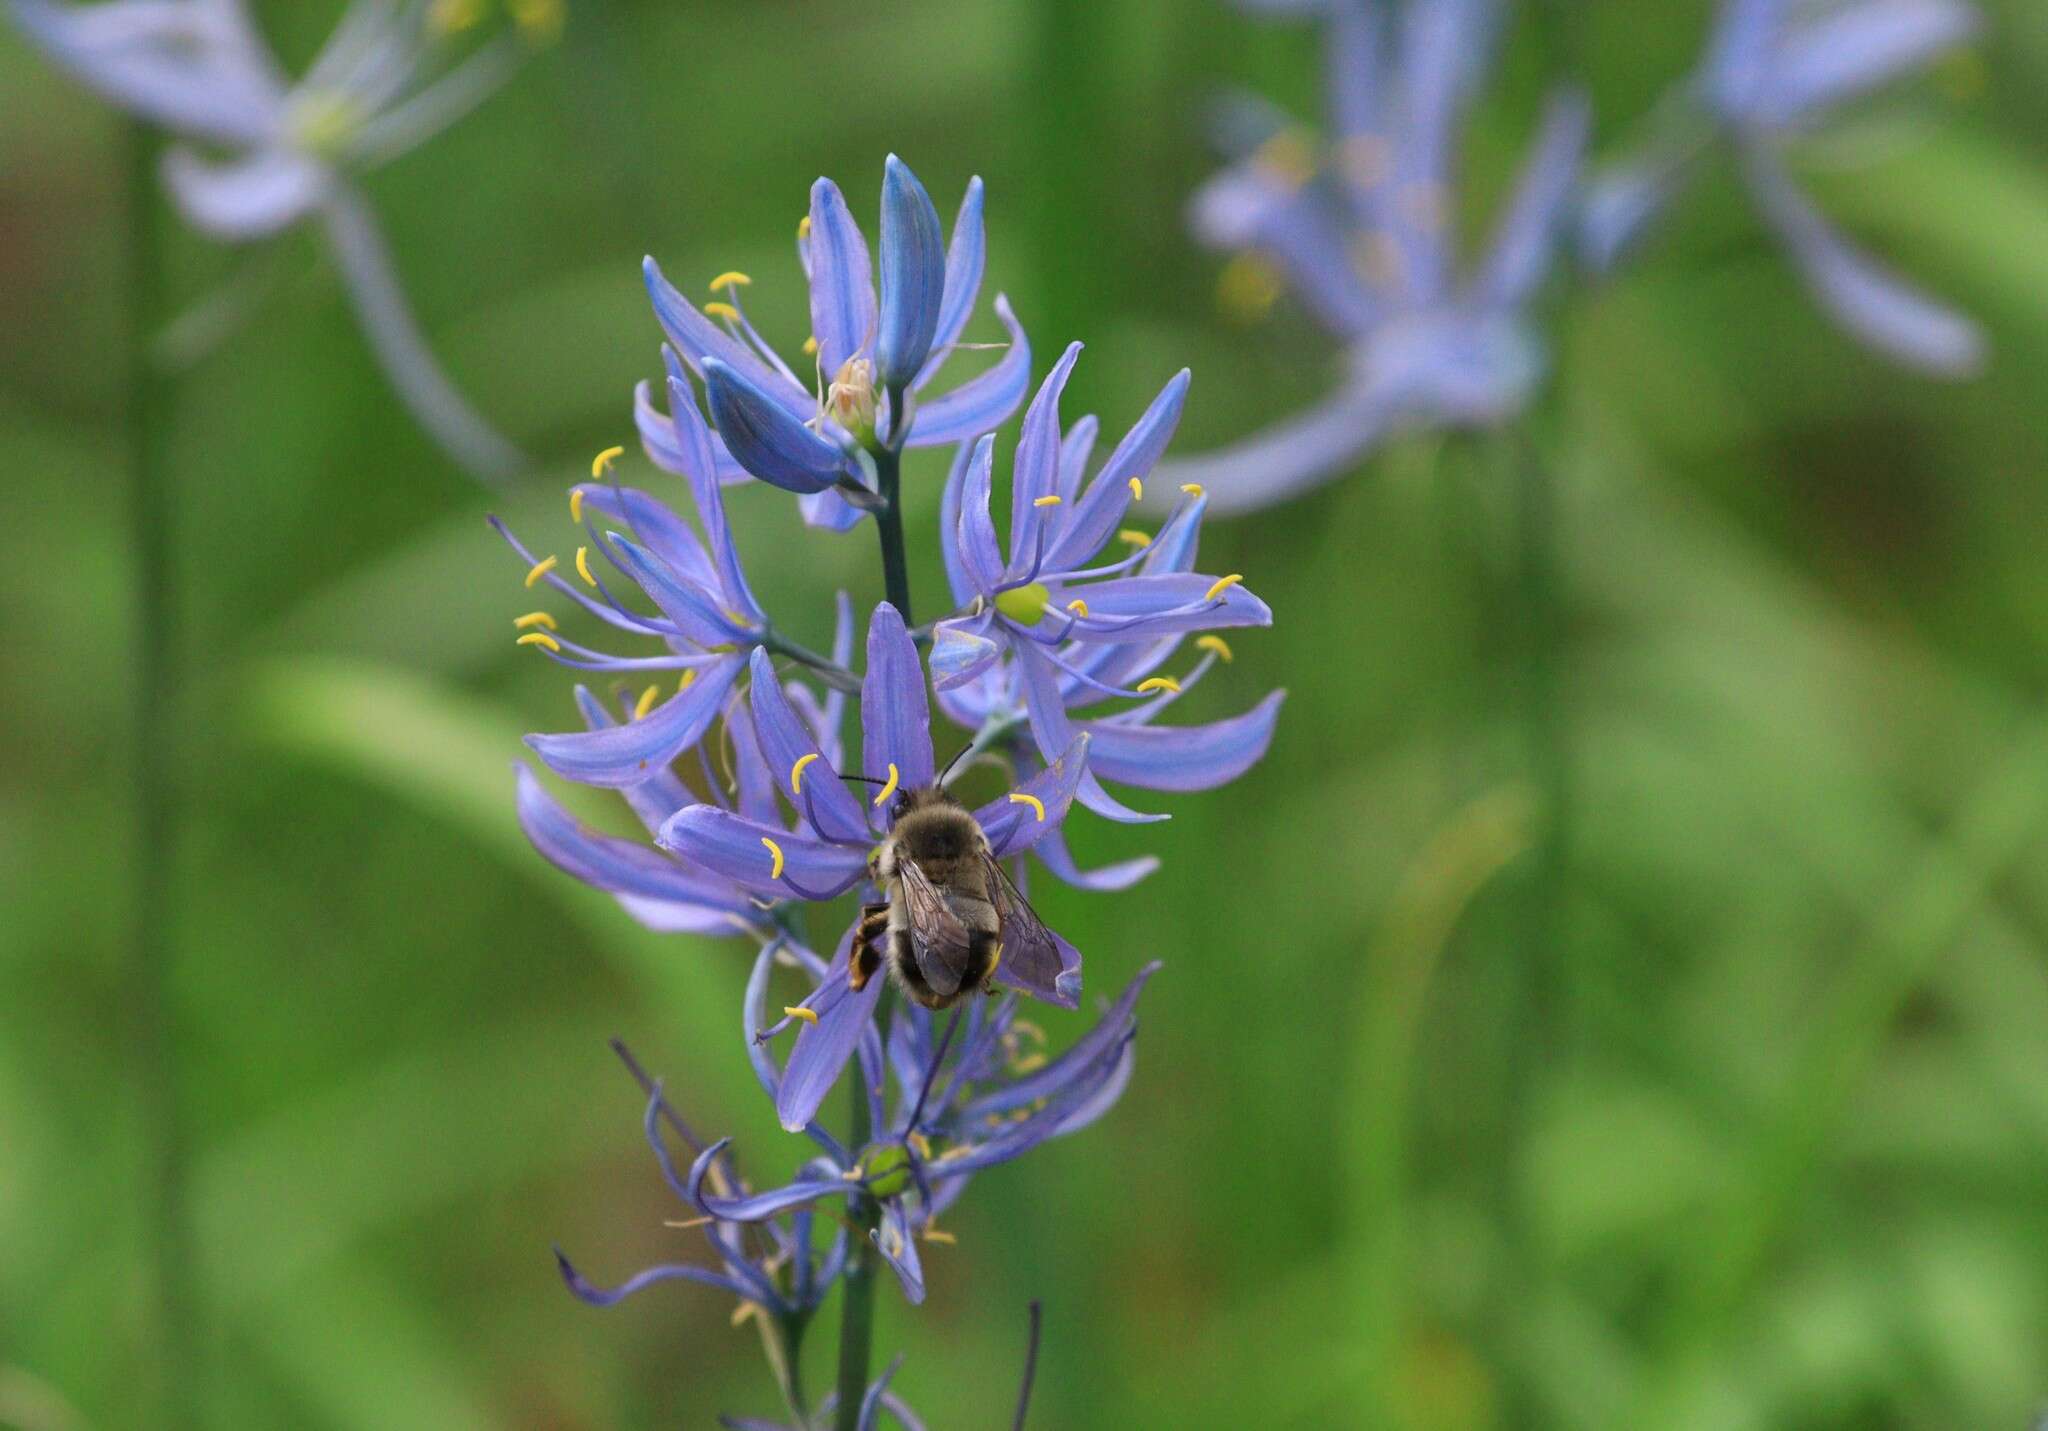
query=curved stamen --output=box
[871,763,901,809]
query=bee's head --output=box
[891,784,960,824]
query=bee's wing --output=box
[895,858,974,999]
[984,855,1067,997]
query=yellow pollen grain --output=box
[1032,494,1062,508]
[523,554,558,587]
[1008,791,1046,822]
[1065,598,1089,617]
[662,1215,715,1230]
[1128,476,1143,501]
[516,631,561,652]
[1217,252,1282,325]
[1117,529,1151,549]
[761,837,785,880]
[633,684,660,720]
[802,335,819,356]
[871,762,900,808]
[907,1131,933,1159]
[709,271,752,292]
[1204,573,1244,601]
[790,752,820,796]
[783,1005,819,1027]
[575,546,597,587]
[678,669,698,692]
[730,1301,758,1328]
[923,1228,957,1246]
[1196,634,1234,663]
[1254,128,1317,188]
[1010,1052,1048,1075]
[513,611,557,631]
[590,445,624,480]
[1136,677,1181,695]
[703,301,741,322]
[1180,482,1205,498]
[797,215,812,240]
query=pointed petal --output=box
[603,533,746,647]
[777,926,886,1130]
[972,735,1089,857]
[1154,385,1385,514]
[871,1205,926,1305]
[572,484,718,599]
[515,764,744,915]
[1745,152,1983,376]
[863,603,935,791]
[1474,91,1590,308]
[908,295,1033,446]
[808,177,879,375]
[644,256,808,414]
[929,615,1004,693]
[667,375,764,619]
[161,145,325,239]
[953,433,1004,596]
[1760,0,1977,126]
[525,657,742,787]
[704,358,856,493]
[915,176,986,391]
[555,1248,758,1308]
[1047,369,1191,570]
[1014,640,1165,825]
[747,648,870,844]
[1055,414,1100,503]
[937,439,981,607]
[1062,572,1274,638]
[970,962,1159,1118]
[1005,343,1085,578]
[687,1141,855,1221]
[1084,690,1285,792]
[1032,823,1159,892]
[877,155,947,389]
[657,806,867,899]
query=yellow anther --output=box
[762,837,785,880]
[709,271,752,292]
[1254,127,1317,188]
[797,215,812,240]
[633,684,660,720]
[987,941,1003,980]
[1217,252,1283,324]
[1032,494,1062,508]
[1117,530,1151,549]
[907,1131,933,1159]
[575,546,597,587]
[871,762,900,808]
[922,1227,958,1246]
[783,1005,819,1027]
[730,1300,758,1328]
[590,445,625,479]
[1008,792,1046,822]
[569,488,586,524]
[1180,482,1205,498]
[1128,477,1143,501]
[703,301,741,322]
[662,1215,715,1230]
[1136,677,1181,695]
[1196,634,1234,663]
[510,0,563,43]
[678,669,698,692]
[427,0,483,34]
[1065,598,1090,617]
[516,631,561,652]
[1009,1052,1048,1075]
[802,335,819,356]
[1204,573,1244,601]
[513,611,557,631]
[523,554,558,587]
[790,752,820,796]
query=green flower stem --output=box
[871,433,913,626]
[834,984,895,1431]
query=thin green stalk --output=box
[127,120,196,1431]
[834,985,894,1431]
[871,438,913,625]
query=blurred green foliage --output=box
[6,0,2048,1426]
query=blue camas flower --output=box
[1167,0,1588,511]
[10,0,546,475]
[1580,0,1983,375]
[928,353,1282,827]
[638,156,1033,530]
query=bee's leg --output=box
[972,933,1004,996]
[850,904,889,993]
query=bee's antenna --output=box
[835,772,892,787]
[937,736,978,787]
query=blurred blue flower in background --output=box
[1581,0,1984,375]
[1167,0,1588,511]
[638,155,1033,530]
[9,0,544,473]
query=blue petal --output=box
[1474,91,1590,309]
[603,533,746,648]
[968,962,1159,1119]
[1063,572,1274,639]
[704,358,856,494]
[777,925,886,1131]
[571,482,718,598]
[1047,369,1191,571]
[1032,823,1159,892]
[515,764,745,915]
[572,687,690,836]
[799,484,873,532]
[1758,0,1976,126]
[657,806,867,899]
[1084,691,1285,792]
[863,603,935,792]
[555,1247,758,1308]
[1745,152,1983,376]
[1154,385,1385,514]
[929,614,1004,693]
[667,374,763,619]
[871,1205,925,1305]
[1576,142,1695,272]
[953,433,1004,597]
[909,295,1032,447]
[747,648,870,844]
[1005,342,1085,580]
[991,924,1083,1011]
[972,735,1089,857]
[525,656,742,787]
[1054,414,1099,503]
[876,154,946,389]
[807,176,879,377]
[1189,167,1377,339]
[1013,640,1166,825]
[644,257,809,415]
[688,1139,855,1221]
[1704,0,1790,118]
[915,176,986,392]
[937,440,981,607]
[161,145,324,239]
